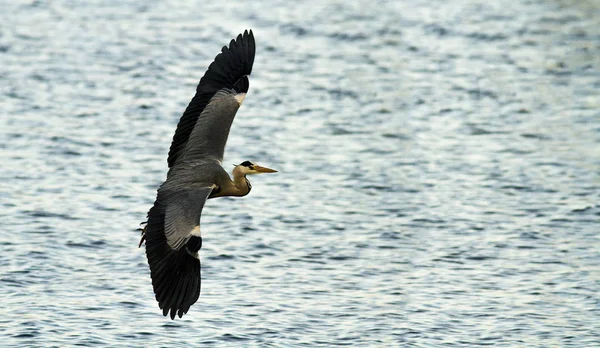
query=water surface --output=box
[1,0,599,346]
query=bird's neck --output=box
[231,167,251,196]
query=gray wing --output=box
[163,187,213,250]
[178,88,244,163]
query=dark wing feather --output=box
[167,30,255,167]
[143,187,212,319]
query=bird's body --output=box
[139,30,277,319]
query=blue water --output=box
[1,0,599,346]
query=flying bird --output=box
[138,30,277,319]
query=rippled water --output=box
[1,0,599,346]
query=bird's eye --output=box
[240,161,253,167]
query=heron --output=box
[138,30,277,319]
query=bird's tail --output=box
[142,201,201,319]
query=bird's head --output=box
[234,161,278,175]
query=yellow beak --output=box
[254,165,278,173]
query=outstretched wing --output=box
[143,186,213,319]
[168,30,255,167]
[179,88,245,163]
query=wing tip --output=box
[153,252,201,320]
